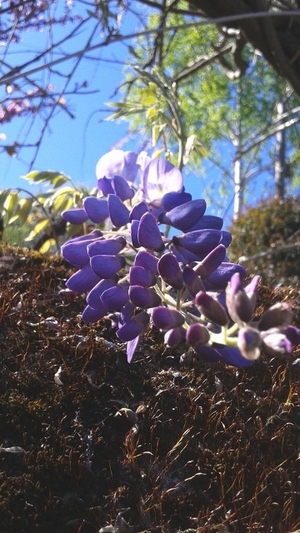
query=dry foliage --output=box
[0,246,299,533]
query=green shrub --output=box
[228,196,300,287]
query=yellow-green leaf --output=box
[52,194,74,215]
[39,238,56,254]
[4,191,19,219]
[141,95,157,106]
[152,124,161,146]
[146,106,158,120]
[25,218,51,241]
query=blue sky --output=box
[0,5,135,193]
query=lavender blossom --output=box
[61,148,299,366]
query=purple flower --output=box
[134,250,158,274]
[195,291,229,327]
[158,253,183,290]
[88,236,126,257]
[62,208,88,224]
[129,286,161,308]
[194,244,227,279]
[258,302,293,331]
[130,201,148,221]
[194,344,256,367]
[182,265,206,297]
[108,194,130,227]
[83,197,109,223]
[67,264,101,292]
[61,229,103,267]
[226,272,256,324]
[161,190,192,212]
[141,157,183,205]
[101,284,129,312]
[87,279,116,308]
[261,328,293,356]
[186,323,210,346]
[90,254,126,279]
[151,307,185,330]
[96,149,139,183]
[117,311,149,342]
[129,266,156,287]
[237,327,261,361]
[164,326,186,347]
[172,229,224,260]
[137,212,164,251]
[159,199,207,232]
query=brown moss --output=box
[0,245,299,532]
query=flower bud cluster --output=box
[61,149,300,365]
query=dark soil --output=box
[0,246,299,533]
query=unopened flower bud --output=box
[164,326,186,347]
[195,291,228,326]
[182,265,205,296]
[226,272,254,324]
[237,327,261,361]
[259,302,293,331]
[186,323,210,346]
[261,328,293,356]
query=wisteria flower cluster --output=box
[61,149,300,365]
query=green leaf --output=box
[24,218,51,241]
[3,191,19,219]
[23,171,67,185]
[146,106,158,120]
[52,195,74,215]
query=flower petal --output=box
[117,311,149,341]
[157,252,183,289]
[81,303,108,323]
[164,326,186,347]
[160,199,206,232]
[258,302,293,331]
[195,291,229,326]
[194,344,256,367]
[108,194,130,227]
[101,284,129,311]
[88,236,126,257]
[134,250,158,274]
[204,263,247,290]
[142,157,183,203]
[112,175,134,201]
[83,197,109,223]
[129,265,156,287]
[151,307,184,330]
[129,286,161,308]
[127,335,141,363]
[137,212,164,251]
[90,254,126,278]
[172,229,222,259]
[226,272,254,324]
[188,215,223,232]
[238,327,261,360]
[66,264,100,292]
[96,149,139,182]
[182,265,206,297]
[161,190,192,212]
[87,279,116,308]
[194,244,227,279]
[186,323,210,346]
[62,237,100,267]
[62,208,88,224]
[130,201,148,221]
